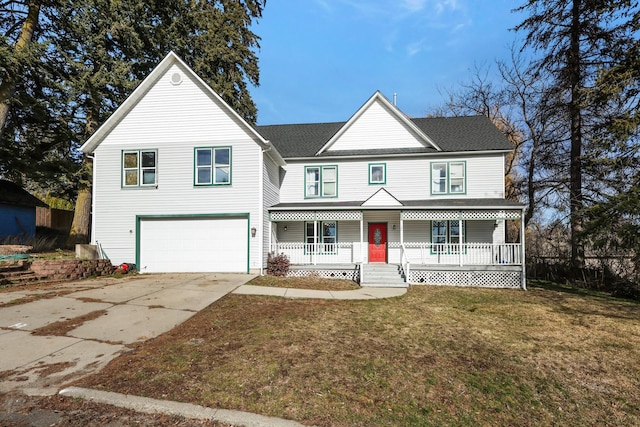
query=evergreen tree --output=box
[514,0,640,270]
[0,0,266,244]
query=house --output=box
[81,52,526,289]
[0,180,48,240]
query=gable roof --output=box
[361,188,403,207]
[0,180,48,208]
[257,114,513,159]
[80,52,285,166]
[316,91,440,154]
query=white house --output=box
[81,52,526,289]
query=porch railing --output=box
[403,242,522,266]
[270,242,354,265]
[270,242,522,266]
[400,244,410,283]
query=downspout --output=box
[88,154,96,245]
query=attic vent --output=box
[170,72,183,85]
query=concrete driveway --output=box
[0,273,253,396]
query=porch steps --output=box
[361,264,408,288]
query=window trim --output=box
[368,163,386,185]
[430,220,466,254]
[194,146,232,186]
[304,165,338,198]
[430,161,466,195]
[304,221,338,254]
[121,149,158,188]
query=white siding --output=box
[326,99,427,151]
[263,154,280,264]
[92,63,264,267]
[279,154,505,203]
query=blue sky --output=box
[251,0,526,125]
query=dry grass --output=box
[246,275,360,291]
[74,280,640,426]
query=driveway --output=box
[0,273,253,396]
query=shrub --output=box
[267,252,290,277]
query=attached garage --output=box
[137,215,249,273]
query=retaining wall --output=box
[29,259,114,281]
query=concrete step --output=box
[361,264,407,287]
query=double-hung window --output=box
[431,161,466,195]
[305,165,337,197]
[122,150,157,187]
[305,221,337,253]
[369,163,386,184]
[195,147,231,186]
[431,220,465,253]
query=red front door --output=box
[368,223,387,263]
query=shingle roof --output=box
[0,180,48,208]
[256,115,512,158]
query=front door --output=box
[368,223,387,263]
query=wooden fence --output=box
[36,207,74,232]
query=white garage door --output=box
[139,216,248,273]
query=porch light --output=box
[251,227,257,237]
[283,225,287,231]
[392,224,396,230]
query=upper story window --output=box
[369,163,386,185]
[122,150,157,187]
[431,161,466,195]
[305,165,337,198]
[195,147,231,186]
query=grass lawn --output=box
[75,279,640,426]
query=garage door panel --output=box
[139,216,248,273]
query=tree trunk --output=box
[67,158,92,247]
[569,0,585,270]
[0,1,41,136]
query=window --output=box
[122,150,157,187]
[369,163,386,184]
[195,147,231,185]
[431,161,466,195]
[305,221,337,253]
[431,220,465,253]
[305,165,337,197]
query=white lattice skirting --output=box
[409,270,522,288]
[287,268,360,282]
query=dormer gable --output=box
[361,188,404,207]
[316,91,441,155]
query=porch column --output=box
[400,214,404,246]
[520,208,527,290]
[313,219,318,265]
[268,220,272,257]
[360,217,364,263]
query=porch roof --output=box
[269,198,524,211]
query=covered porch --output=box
[268,199,526,289]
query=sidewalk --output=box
[233,284,407,299]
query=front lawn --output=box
[75,281,640,426]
